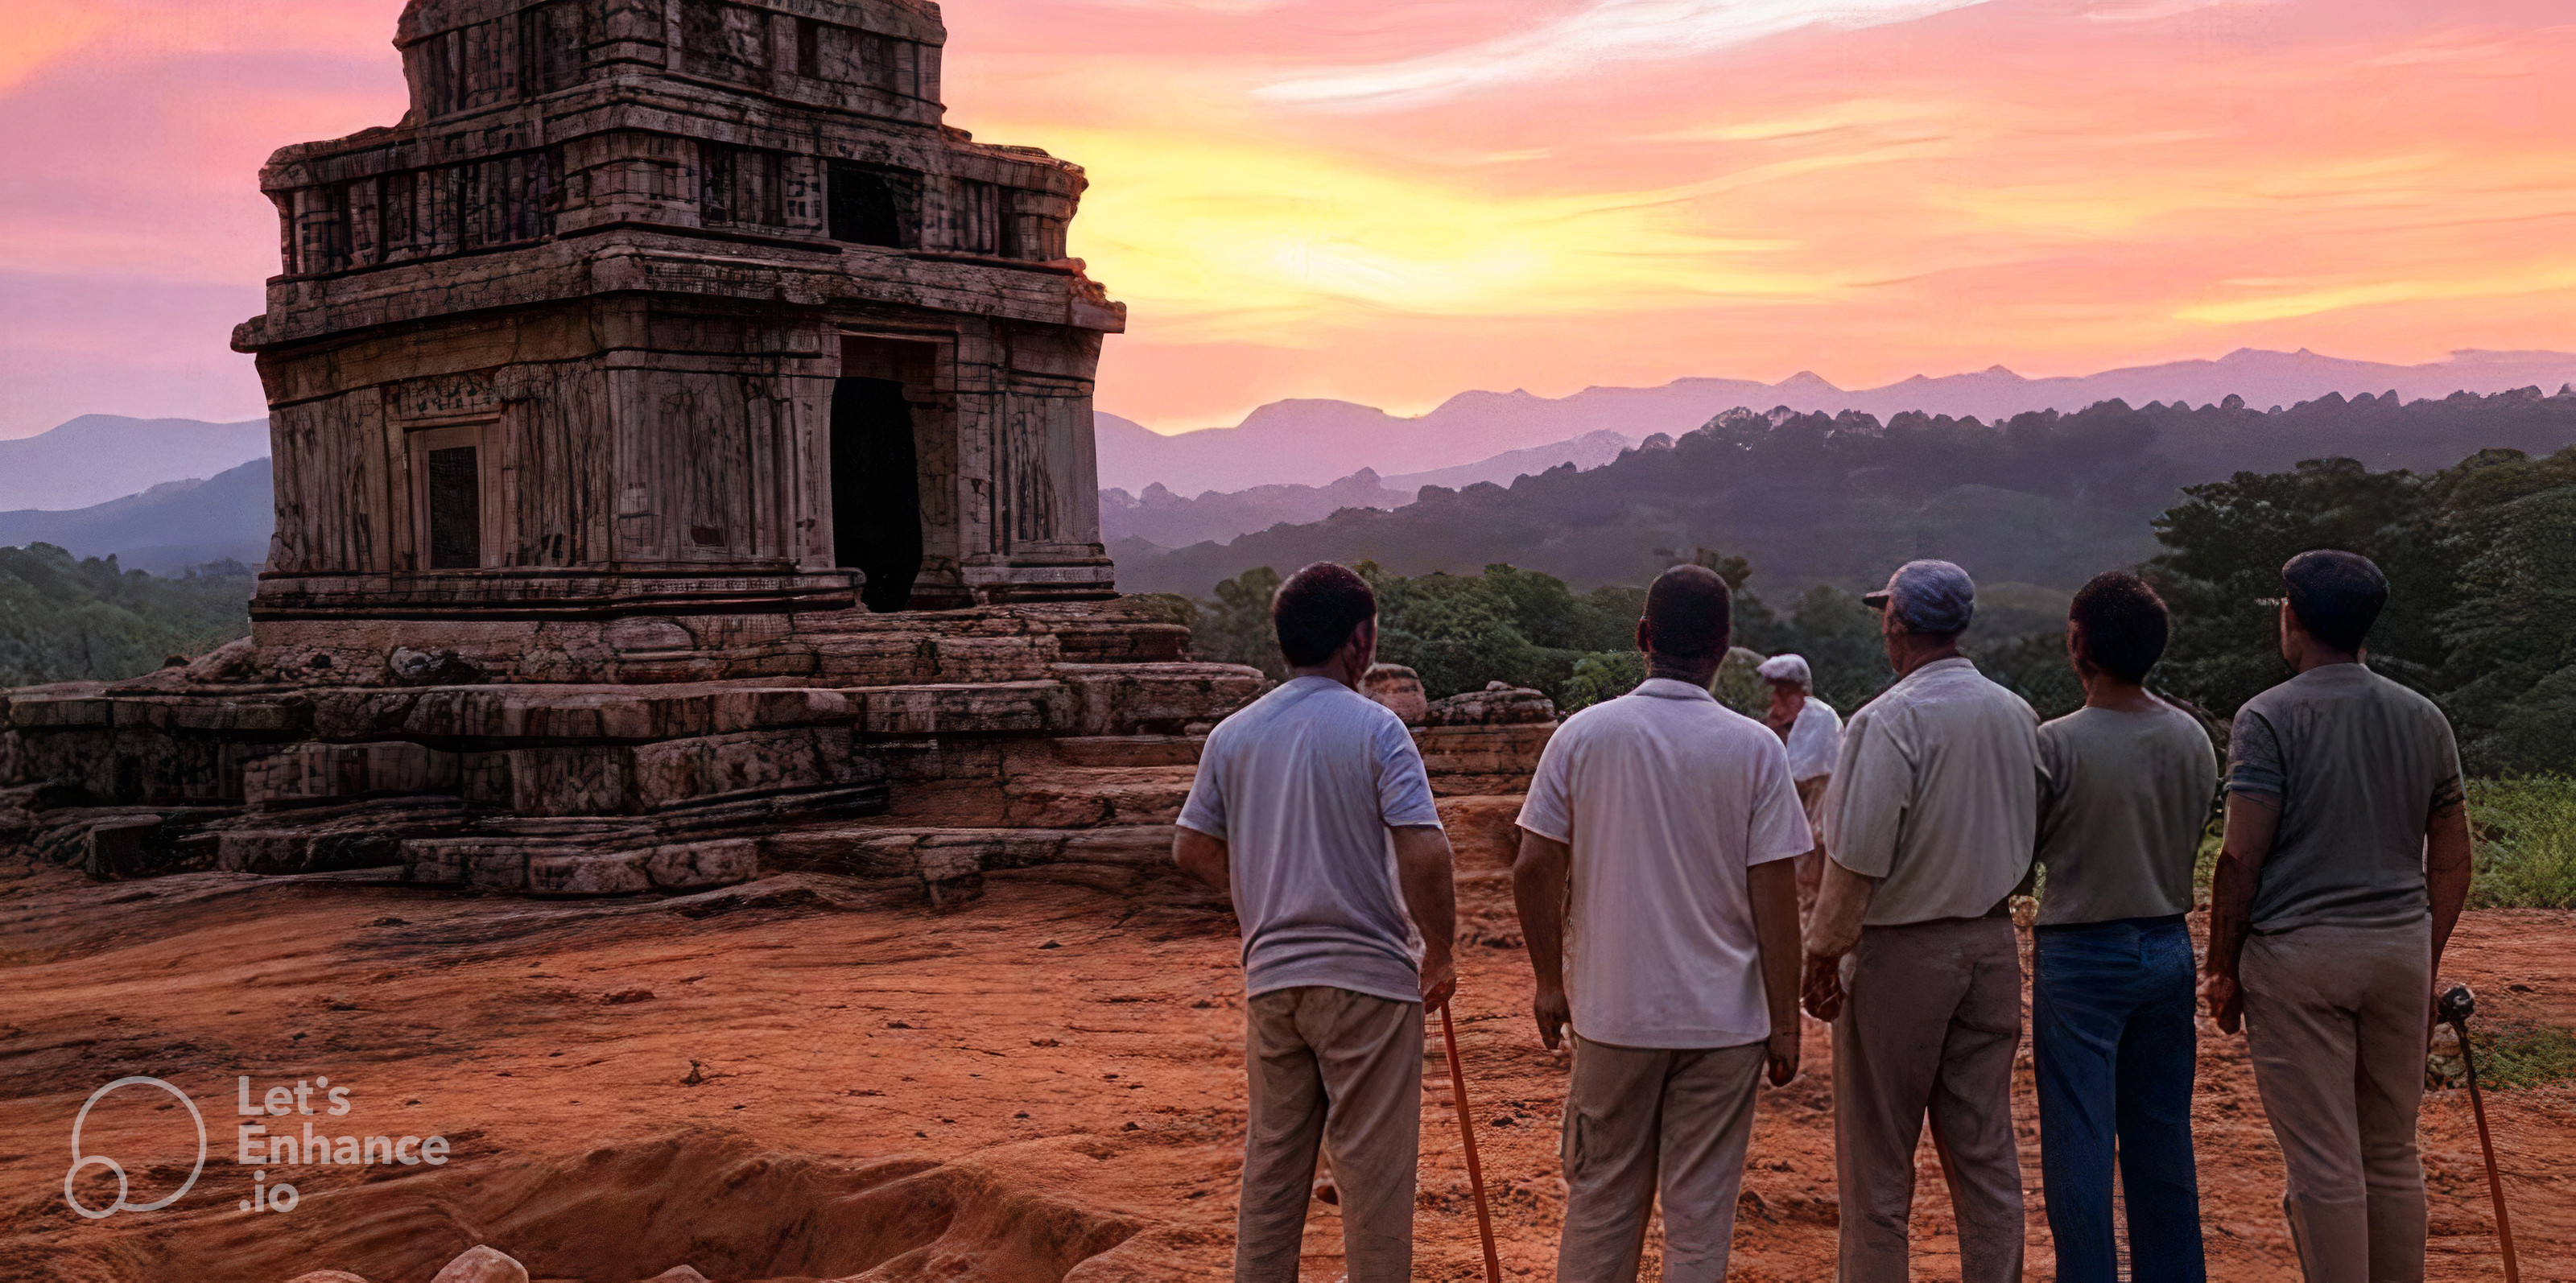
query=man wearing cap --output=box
[2203,551,2474,1283]
[1804,559,2041,1283]
[1758,653,1843,915]
[1513,564,1810,1282]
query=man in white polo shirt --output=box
[1513,563,1812,1282]
[1173,561,1458,1283]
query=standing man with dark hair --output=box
[2032,570,2216,1283]
[1513,564,1812,1282]
[1803,559,2039,1283]
[1172,561,1458,1283]
[2204,550,2475,1283]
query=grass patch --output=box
[2468,1021,2576,1089]
[2467,777,2576,910]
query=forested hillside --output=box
[1162,435,2576,776]
[0,545,253,687]
[1117,388,2576,597]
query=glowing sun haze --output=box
[2,0,2571,439]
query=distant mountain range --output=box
[0,459,273,575]
[0,415,269,511]
[1096,348,2576,494]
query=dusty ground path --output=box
[0,845,2567,1282]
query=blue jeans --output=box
[2034,916,2207,1283]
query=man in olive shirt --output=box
[2032,571,2217,1283]
[1805,559,2040,1283]
[2204,551,2475,1283]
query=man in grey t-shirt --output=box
[1174,562,1457,1283]
[2030,571,2218,1283]
[2203,551,2475,1283]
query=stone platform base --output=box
[1,608,1559,906]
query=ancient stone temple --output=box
[240,0,1120,625]
[0,0,1245,897]
[0,0,1562,902]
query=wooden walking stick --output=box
[1438,1000,1504,1283]
[2440,984,2520,1283]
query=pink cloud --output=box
[3,0,2571,441]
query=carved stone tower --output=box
[234,0,1123,623]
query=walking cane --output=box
[1438,1000,1504,1283]
[2438,984,2520,1283]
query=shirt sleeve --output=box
[2227,705,2285,799]
[1516,719,1576,844]
[2428,710,2466,815]
[1823,707,1911,879]
[1374,713,1444,830]
[1176,731,1228,840]
[1786,703,1843,782]
[1746,736,1814,865]
[2032,722,2067,862]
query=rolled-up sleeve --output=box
[2227,709,2285,800]
[1823,708,1912,879]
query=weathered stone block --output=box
[645,840,758,889]
[245,741,460,806]
[468,849,531,892]
[8,687,112,729]
[1362,664,1430,726]
[528,851,652,897]
[1053,663,1267,736]
[858,683,1065,736]
[218,831,312,874]
[84,819,170,880]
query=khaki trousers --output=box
[1794,777,1831,918]
[1558,1038,1768,1283]
[1236,986,1424,1283]
[2241,919,2431,1283]
[1832,917,2025,1283]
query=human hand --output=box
[2010,895,2037,930]
[2203,972,2242,1035]
[1802,951,1846,1023]
[1532,983,1571,1051]
[1765,1028,1802,1086]
[1420,949,1458,1010]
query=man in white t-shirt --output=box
[1513,563,1812,1283]
[1758,652,1843,914]
[1174,562,1457,1283]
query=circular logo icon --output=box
[65,1077,207,1219]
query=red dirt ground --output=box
[1,831,2567,1281]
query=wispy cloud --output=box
[1257,0,1997,109]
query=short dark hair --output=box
[1643,564,1732,660]
[2069,570,2169,684]
[2282,550,2388,653]
[1274,563,1377,666]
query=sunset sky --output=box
[2,0,2571,437]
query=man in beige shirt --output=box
[1805,559,2041,1283]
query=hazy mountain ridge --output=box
[0,457,274,575]
[0,415,269,510]
[1100,429,1640,549]
[1096,348,2576,494]
[1113,386,2576,598]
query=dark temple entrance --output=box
[830,376,924,612]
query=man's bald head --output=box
[1641,564,1732,675]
